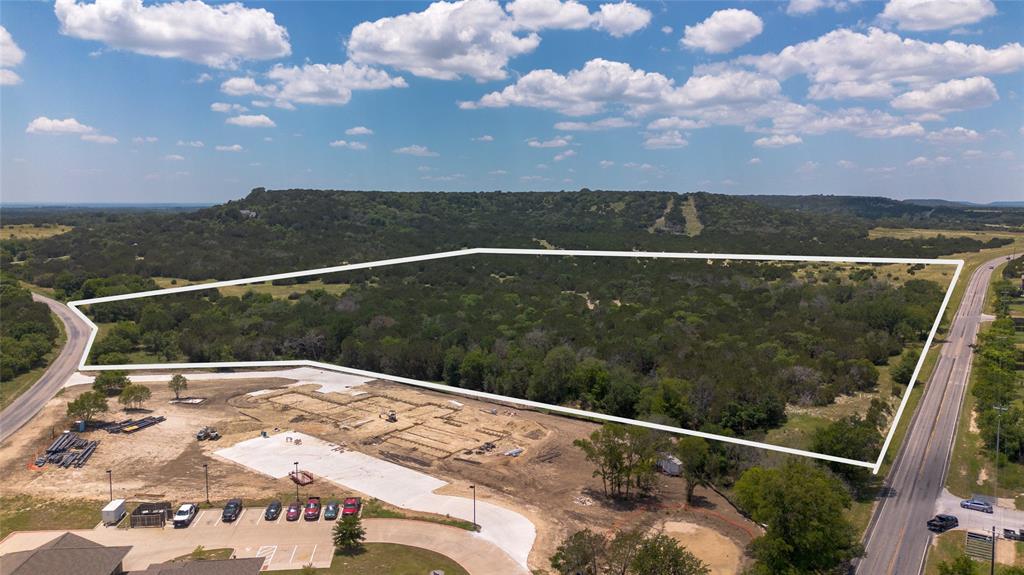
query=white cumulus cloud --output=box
[879,0,996,31]
[348,0,539,82]
[527,136,573,148]
[211,102,248,113]
[25,116,117,144]
[394,144,439,157]
[644,130,688,149]
[554,117,635,131]
[925,126,982,143]
[733,28,1024,103]
[593,2,652,38]
[329,140,368,150]
[754,134,803,148]
[221,62,405,108]
[177,139,204,147]
[0,25,24,85]
[890,76,998,112]
[225,114,276,128]
[506,0,592,30]
[553,149,577,161]
[215,144,243,152]
[682,9,764,54]
[54,0,291,69]
[345,126,374,136]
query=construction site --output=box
[0,368,757,573]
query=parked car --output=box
[173,503,197,528]
[222,499,243,522]
[286,501,301,521]
[196,427,209,441]
[1004,528,1024,541]
[927,514,958,532]
[304,497,322,521]
[342,497,362,517]
[264,500,282,521]
[323,501,340,521]
[960,498,993,513]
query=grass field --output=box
[871,229,1024,336]
[923,531,1024,574]
[0,308,66,411]
[1,224,73,240]
[276,543,469,575]
[152,277,350,299]
[946,321,1024,508]
[0,495,101,540]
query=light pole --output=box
[106,469,112,501]
[470,484,477,531]
[203,463,210,505]
[991,405,1007,575]
[294,462,300,503]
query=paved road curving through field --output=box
[0,293,91,443]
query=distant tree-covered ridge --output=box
[84,254,945,448]
[0,273,58,381]
[1,190,1012,293]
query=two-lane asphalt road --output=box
[857,256,1007,575]
[0,293,91,443]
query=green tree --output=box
[630,533,708,575]
[674,436,714,505]
[332,515,366,553]
[604,528,644,575]
[810,414,882,498]
[93,371,130,396]
[937,554,976,575]
[118,383,151,410]
[168,374,188,400]
[549,529,606,575]
[67,391,108,422]
[574,424,626,497]
[735,460,862,574]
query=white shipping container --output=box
[101,499,126,525]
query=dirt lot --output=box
[0,373,758,572]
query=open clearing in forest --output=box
[2,223,73,240]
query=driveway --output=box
[0,516,521,574]
[0,293,91,443]
[935,489,1024,534]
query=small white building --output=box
[101,499,126,525]
[658,453,682,476]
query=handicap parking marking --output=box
[255,544,277,565]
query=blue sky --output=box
[1,0,1022,204]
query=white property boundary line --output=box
[67,247,963,474]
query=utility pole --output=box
[470,484,477,531]
[203,463,210,505]
[991,405,1007,575]
[106,469,112,501]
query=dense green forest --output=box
[84,254,945,447]
[742,194,1024,230]
[2,190,1012,293]
[975,278,1024,464]
[0,273,58,381]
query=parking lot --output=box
[0,512,524,573]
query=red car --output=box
[304,496,322,521]
[342,497,361,517]
[286,501,301,521]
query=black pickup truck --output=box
[927,514,958,533]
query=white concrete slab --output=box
[215,431,535,569]
[64,367,373,391]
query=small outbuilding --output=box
[658,453,682,476]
